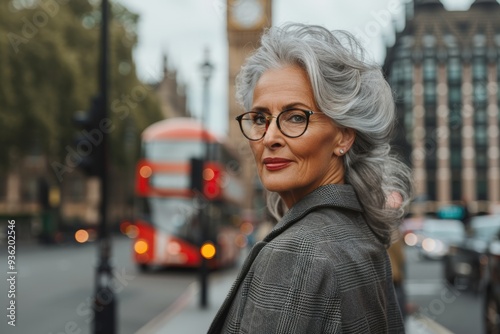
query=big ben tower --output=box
[227,0,272,209]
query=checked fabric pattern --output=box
[208,184,405,334]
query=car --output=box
[443,215,500,292]
[483,237,500,333]
[411,219,466,260]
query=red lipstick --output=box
[263,157,292,171]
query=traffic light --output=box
[135,161,152,196]
[73,96,104,176]
[190,159,221,200]
[203,164,221,200]
[190,157,204,193]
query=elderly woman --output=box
[208,23,412,334]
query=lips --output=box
[262,157,292,171]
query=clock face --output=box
[230,0,265,29]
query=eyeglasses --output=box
[235,108,315,141]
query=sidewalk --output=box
[136,267,238,334]
[136,268,454,334]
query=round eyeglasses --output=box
[235,108,314,141]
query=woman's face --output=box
[249,65,354,208]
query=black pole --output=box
[200,48,214,309]
[93,0,116,333]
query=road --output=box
[405,246,483,333]
[0,235,200,334]
[0,234,485,334]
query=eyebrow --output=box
[250,102,312,113]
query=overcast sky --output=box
[117,0,474,136]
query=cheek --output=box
[293,135,335,164]
[249,142,262,163]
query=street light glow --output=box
[200,242,216,260]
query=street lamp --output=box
[93,0,115,333]
[199,47,214,309]
[201,47,214,156]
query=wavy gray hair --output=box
[236,23,413,246]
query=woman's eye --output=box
[291,115,305,122]
[253,114,267,125]
[285,111,306,123]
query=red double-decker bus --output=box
[131,117,245,271]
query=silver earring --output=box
[339,149,345,155]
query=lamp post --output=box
[93,0,115,333]
[199,47,214,308]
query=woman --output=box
[208,23,412,334]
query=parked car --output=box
[483,237,500,333]
[413,219,466,260]
[443,215,500,292]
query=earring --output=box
[339,149,345,155]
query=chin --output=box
[260,178,287,193]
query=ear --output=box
[335,127,356,156]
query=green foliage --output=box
[0,0,163,173]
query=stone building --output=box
[383,0,500,214]
[154,55,190,118]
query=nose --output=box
[262,117,284,148]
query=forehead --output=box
[252,65,316,109]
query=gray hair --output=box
[236,23,413,246]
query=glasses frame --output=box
[235,108,315,141]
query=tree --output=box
[0,0,163,175]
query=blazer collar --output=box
[264,184,362,243]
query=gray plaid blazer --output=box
[208,184,405,333]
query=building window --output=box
[391,60,401,83]
[424,82,437,104]
[403,60,412,81]
[449,86,461,105]
[475,109,487,125]
[473,58,486,80]
[426,169,437,201]
[448,57,462,82]
[444,34,457,48]
[473,34,487,48]
[424,58,437,80]
[476,149,487,167]
[423,34,436,48]
[474,83,487,104]
[405,110,413,143]
[404,84,413,105]
[477,168,487,201]
[425,105,436,127]
[451,176,462,201]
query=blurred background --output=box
[1,0,500,333]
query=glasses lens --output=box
[239,112,267,140]
[278,109,309,137]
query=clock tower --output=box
[227,0,272,210]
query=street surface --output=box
[405,246,483,333]
[0,235,199,334]
[0,235,484,334]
